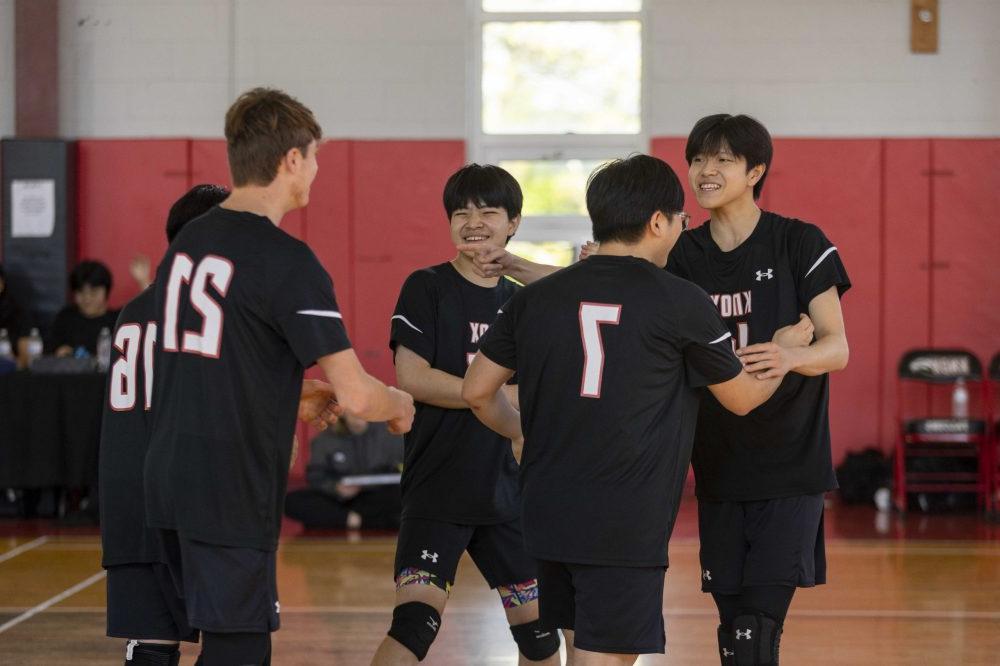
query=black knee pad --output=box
[387,602,442,661]
[510,619,560,662]
[125,640,180,666]
[733,613,782,665]
[201,631,270,665]
[717,624,736,665]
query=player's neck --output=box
[220,187,293,227]
[596,241,660,265]
[708,196,761,251]
[451,254,500,288]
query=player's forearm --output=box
[465,391,522,441]
[505,256,560,285]
[790,332,849,376]
[398,366,468,409]
[344,376,412,423]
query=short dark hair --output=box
[166,184,230,242]
[685,114,773,200]
[586,154,684,244]
[69,260,113,294]
[224,87,322,187]
[442,164,523,220]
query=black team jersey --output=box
[478,255,742,567]
[667,211,851,502]
[99,287,158,566]
[144,207,352,551]
[389,262,520,524]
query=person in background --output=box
[49,260,119,357]
[284,413,404,530]
[0,263,33,368]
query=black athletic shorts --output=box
[537,560,666,655]
[698,493,827,594]
[106,563,198,642]
[159,529,280,634]
[394,517,537,589]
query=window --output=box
[472,1,645,245]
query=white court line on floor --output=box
[0,570,106,635]
[0,536,49,565]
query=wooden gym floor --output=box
[0,501,998,665]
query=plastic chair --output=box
[893,349,990,512]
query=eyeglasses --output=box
[671,211,691,231]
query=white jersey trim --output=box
[804,247,838,278]
[391,314,423,334]
[709,332,732,345]
[297,309,343,319]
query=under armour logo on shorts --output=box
[736,628,752,640]
[722,648,735,656]
[275,601,280,614]
[427,617,440,632]
[702,569,712,581]
[421,550,439,563]
[755,268,774,281]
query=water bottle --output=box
[26,328,43,367]
[96,327,112,373]
[951,377,968,419]
[0,329,12,360]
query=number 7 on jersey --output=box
[579,302,621,398]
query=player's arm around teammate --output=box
[737,286,848,379]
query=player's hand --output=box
[772,313,814,348]
[737,342,801,380]
[129,254,152,290]
[387,387,415,435]
[511,436,524,464]
[501,384,520,411]
[456,244,515,279]
[335,482,362,500]
[298,379,342,430]
[578,241,599,261]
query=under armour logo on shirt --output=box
[702,569,712,581]
[421,550,439,563]
[275,601,281,614]
[755,268,774,281]
[736,628,752,640]
[427,617,440,632]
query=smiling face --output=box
[687,141,764,213]
[450,201,520,257]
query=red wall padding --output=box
[76,139,193,308]
[75,137,1000,466]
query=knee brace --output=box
[124,640,180,666]
[718,624,736,665]
[732,613,782,665]
[510,619,560,662]
[387,602,442,661]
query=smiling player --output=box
[371,164,560,665]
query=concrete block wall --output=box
[646,0,1000,136]
[0,0,14,138]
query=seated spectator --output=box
[0,263,33,368]
[285,414,403,530]
[48,260,119,357]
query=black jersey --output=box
[389,262,520,524]
[667,211,851,502]
[144,207,352,551]
[99,287,159,566]
[478,255,742,567]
